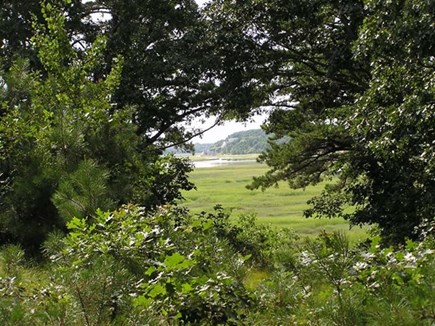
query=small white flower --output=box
[299,251,313,266]
[369,281,380,288]
[403,252,417,265]
[354,261,369,271]
[361,252,376,260]
[423,249,434,256]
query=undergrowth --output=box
[0,207,433,325]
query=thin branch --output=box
[144,104,215,144]
[290,145,349,177]
[157,118,222,151]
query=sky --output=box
[190,115,267,144]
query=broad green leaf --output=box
[147,283,166,298]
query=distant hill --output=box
[165,128,276,155]
[195,129,269,155]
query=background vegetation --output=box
[0,0,433,324]
[203,129,269,155]
[182,162,368,242]
[167,129,270,155]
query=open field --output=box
[181,159,368,242]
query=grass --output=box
[181,159,368,242]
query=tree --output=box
[208,129,269,154]
[0,2,194,251]
[342,0,435,243]
[207,0,434,244]
[0,0,45,71]
[0,0,93,72]
[206,0,368,187]
[1,0,266,151]
[94,0,217,149]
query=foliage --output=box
[93,0,218,150]
[201,207,299,268]
[0,244,25,277]
[208,0,367,186]
[209,129,270,155]
[49,205,254,324]
[249,228,434,325]
[0,1,194,250]
[1,0,267,152]
[52,159,113,221]
[0,209,433,325]
[0,0,93,72]
[0,1,433,323]
[211,0,435,244]
[299,0,435,244]
[341,0,435,244]
[2,0,433,249]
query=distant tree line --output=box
[166,129,271,155]
[208,129,269,154]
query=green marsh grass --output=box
[182,160,368,242]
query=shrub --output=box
[47,205,254,324]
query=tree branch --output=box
[157,118,222,151]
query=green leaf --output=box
[145,266,156,276]
[133,295,152,308]
[164,252,195,270]
[66,217,86,231]
[147,283,166,298]
[181,283,193,294]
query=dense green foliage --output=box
[0,0,263,150]
[0,0,91,72]
[206,0,435,244]
[3,0,432,248]
[0,204,286,324]
[0,206,433,324]
[0,2,193,250]
[344,0,435,244]
[0,0,433,323]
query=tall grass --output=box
[182,160,368,241]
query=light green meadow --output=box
[181,159,368,241]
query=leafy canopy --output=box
[207,0,434,244]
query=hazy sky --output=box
[191,115,266,144]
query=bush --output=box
[249,230,435,325]
[48,205,254,324]
[0,207,433,325]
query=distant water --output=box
[193,159,257,168]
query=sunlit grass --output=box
[244,269,269,290]
[181,159,368,242]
